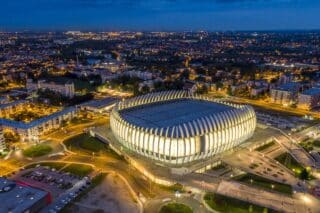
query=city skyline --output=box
[1,0,320,31]
[1,2,320,211]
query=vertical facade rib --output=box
[110,91,256,165]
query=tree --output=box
[181,69,190,80]
[249,205,253,213]
[299,168,310,180]
[4,131,20,143]
[141,85,150,94]
[226,85,233,96]
[196,85,208,95]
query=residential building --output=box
[26,79,75,98]
[0,105,77,142]
[270,82,300,106]
[0,125,6,152]
[298,87,320,110]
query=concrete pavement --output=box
[216,180,319,213]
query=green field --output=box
[70,117,91,125]
[314,140,320,147]
[300,139,320,152]
[64,133,106,152]
[64,133,125,160]
[159,203,193,213]
[211,163,227,171]
[255,141,276,152]
[234,173,292,195]
[23,144,53,157]
[158,183,185,193]
[275,153,305,177]
[25,162,66,170]
[204,193,277,213]
[62,164,93,177]
[25,162,93,177]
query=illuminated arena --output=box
[110,91,256,165]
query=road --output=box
[270,126,319,169]
[0,116,173,211]
[217,180,319,213]
[222,149,303,189]
[144,194,211,213]
[3,112,319,213]
[224,96,320,119]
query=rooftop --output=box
[0,177,48,212]
[301,87,320,95]
[80,97,119,109]
[0,107,76,129]
[276,82,300,91]
[120,99,233,129]
[0,99,28,110]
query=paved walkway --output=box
[271,126,318,169]
[144,194,210,213]
[223,149,302,188]
[217,180,319,213]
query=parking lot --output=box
[11,166,83,198]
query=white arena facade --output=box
[110,91,256,165]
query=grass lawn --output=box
[64,133,105,153]
[64,133,125,161]
[26,162,93,177]
[255,141,276,152]
[25,162,66,170]
[159,202,193,213]
[275,153,305,177]
[23,144,53,157]
[204,193,277,213]
[158,183,185,193]
[313,140,320,147]
[300,138,315,152]
[62,164,93,177]
[70,117,91,125]
[234,173,292,195]
[211,164,227,171]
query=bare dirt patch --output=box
[68,173,139,213]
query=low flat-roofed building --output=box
[0,177,49,213]
[298,87,320,110]
[79,97,119,113]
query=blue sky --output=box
[1,0,320,31]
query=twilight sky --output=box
[1,0,320,31]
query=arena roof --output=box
[120,99,233,129]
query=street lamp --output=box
[175,191,181,198]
